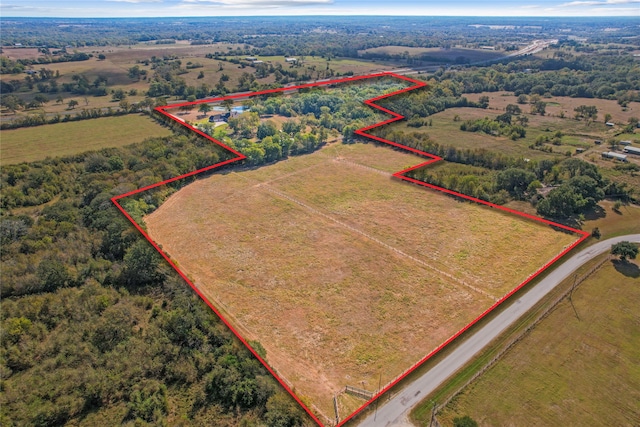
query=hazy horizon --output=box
[2,0,639,18]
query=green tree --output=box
[536,185,586,219]
[531,100,546,116]
[67,99,78,109]
[120,240,165,288]
[574,105,598,121]
[36,259,71,292]
[221,98,234,113]
[505,104,521,115]
[453,415,478,427]
[566,175,604,209]
[611,241,638,262]
[257,120,278,139]
[112,88,126,101]
[496,168,536,199]
[198,103,212,115]
[33,94,49,106]
[264,392,305,427]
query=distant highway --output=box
[389,39,558,75]
[357,234,640,427]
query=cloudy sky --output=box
[2,0,639,17]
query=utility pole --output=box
[374,372,382,421]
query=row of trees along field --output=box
[375,120,633,218]
[0,128,312,425]
[440,52,640,106]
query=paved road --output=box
[358,234,640,426]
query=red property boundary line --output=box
[111,72,589,427]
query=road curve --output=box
[357,234,640,427]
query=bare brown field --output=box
[144,142,576,420]
[0,47,43,60]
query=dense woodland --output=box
[1,16,639,427]
[0,130,311,426]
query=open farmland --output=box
[465,92,640,125]
[436,257,640,427]
[144,141,577,420]
[0,114,171,165]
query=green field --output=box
[433,258,640,427]
[0,114,172,165]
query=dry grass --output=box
[436,259,640,427]
[144,141,577,420]
[465,92,640,125]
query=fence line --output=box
[433,255,612,415]
[345,385,375,400]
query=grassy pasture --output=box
[465,92,640,125]
[387,106,640,189]
[386,107,592,159]
[435,258,640,427]
[144,141,577,420]
[0,114,171,165]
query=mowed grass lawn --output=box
[1,114,172,165]
[144,141,577,420]
[436,258,640,427]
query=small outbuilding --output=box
[605,122,615,127]
[623,146,640,156]
[602,151,627,162]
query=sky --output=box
[1,0,639,18]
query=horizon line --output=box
[2,14,639,19]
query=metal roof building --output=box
[602,151,628,161]
[623,146,640,155]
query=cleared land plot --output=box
[0,114,171,165]
[437,259,640,427]
[144,142,576,419]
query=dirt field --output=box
[436,258,640,427]
[144,141,577,420]
[0,114,171,165]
